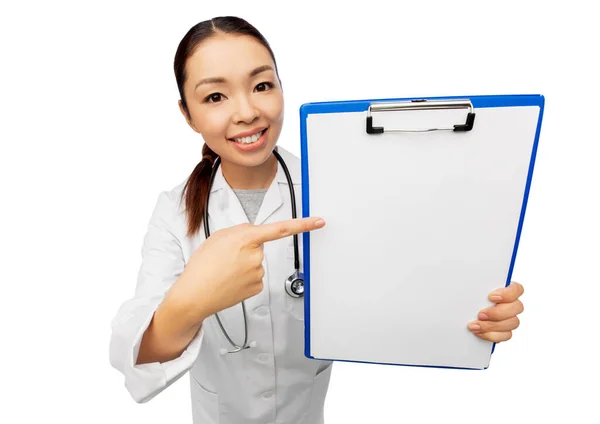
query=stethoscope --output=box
[204,149,304,355]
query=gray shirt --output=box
[233,189,268,224]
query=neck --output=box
[221,153,278,190]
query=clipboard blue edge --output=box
[299,93,545,371]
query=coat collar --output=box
[207,146,301,228]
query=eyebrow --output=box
[194,65,274,90]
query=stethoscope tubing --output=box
[203,149,299,354]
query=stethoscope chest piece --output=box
[285,270,305,298]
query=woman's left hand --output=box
[467,281,525,342]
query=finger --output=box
[488,281,524,303]
[474,331,513,343]
[468,316,519,334]
[478,300,524,321]
[249,217,326,245]
[253,264,265,280]
[251,248,264,265]
[247,280,264,297]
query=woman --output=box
[109,16,525,424]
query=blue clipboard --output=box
[299,94,544,370]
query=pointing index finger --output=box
[250,217,326,245]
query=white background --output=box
[1,0,598,423]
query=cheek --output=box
[261,94,284,124]
[192,107,230,140]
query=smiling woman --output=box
[109,16,333,424]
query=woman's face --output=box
[180,34,284,169]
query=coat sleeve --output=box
[109,191,204,403]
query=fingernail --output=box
[490,295,502,302]
[468,323,481,331]
[478,312,488,320]
[315,219,325,227]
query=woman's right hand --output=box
[173,217,326,322]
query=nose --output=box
[232,94,259,124]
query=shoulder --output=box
[163,179,188,212]
[148,179,188,231]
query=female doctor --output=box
[109,16,526,424]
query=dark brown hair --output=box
[175,16,280,237]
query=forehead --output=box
[186,34,274,82]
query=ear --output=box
[178,100,200,133]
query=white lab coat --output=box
[109,146,333,424]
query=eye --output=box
[204,92,224,103]
[255,82,274,92]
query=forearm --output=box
[136,277,209,365]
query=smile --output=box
[228,127,269,152]
[231,129,266,144]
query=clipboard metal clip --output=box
[366,99,476,134]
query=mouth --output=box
[228,128,267,145]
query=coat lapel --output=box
[207,163,249,229]
[253,181,283,226]
[207,147,302,228]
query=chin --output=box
[237,145,277,168]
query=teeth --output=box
[234,130,264,144]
